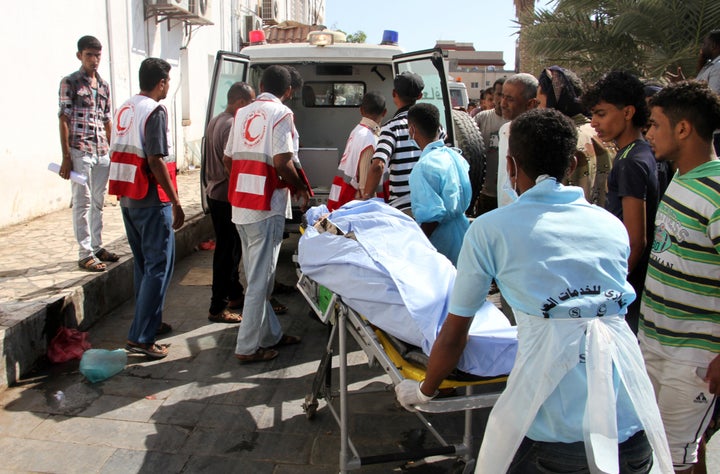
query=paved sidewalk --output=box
[0,232,487,473]
[6,170,709,472]
[0,170,212,388]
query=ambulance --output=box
[201,29,485,226]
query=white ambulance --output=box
[202,29,485,226]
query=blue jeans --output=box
[507,430,653,474]
[121,205,175,345]
[70,148,110,260]
[234,215,283,355]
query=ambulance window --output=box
[302,82,365,107]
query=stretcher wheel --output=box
[303,395,318,420]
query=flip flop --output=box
[95,248,120,262]
[125,341,170,359]
[78,256,106,272]
[156,322,172,336]
[235,347,278,363]
[208,309,243,323]
[270,297,288,315]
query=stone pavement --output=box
[0,171,492,472]
[0,230,491,473]
[0,170,212,389]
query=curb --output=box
[0,211,213,390]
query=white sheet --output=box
[298,199,517,377]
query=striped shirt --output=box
[639,160,720,367]
[373,106,419,210]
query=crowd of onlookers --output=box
[393,31,720,474]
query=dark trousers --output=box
[207,197,244,315]
[508,430,653,474]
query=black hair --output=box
[509,108,578,181]
[139,57,171,92]
[582,70,648,128]
[649,81,720,142]
[285,66,303,91]
[493,77,506,88]
[361,91,386,116]
[261,65,291,98]
[77,35,102,52]
[227,82,254,104]
[407,102,440,139]
[707,30,720,50]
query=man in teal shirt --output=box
[407,103,471,266]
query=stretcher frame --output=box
[296,272,508,473]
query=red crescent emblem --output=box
[242,111,266,147]
[115,104,134,137]
[244,115,260,142]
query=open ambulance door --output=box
[201,51,249,213]
[392,48,454,143]
[392,49,486,216]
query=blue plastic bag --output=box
[79,349,127,383]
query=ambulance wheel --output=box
[451,109,486,217]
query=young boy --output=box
[584,71,660,334]
[639,81,720,473]
[327,91,386,210]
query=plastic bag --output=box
[47,327,91,363]
[79,349,127,383]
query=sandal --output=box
[235,347,278,363]
[267,334,301,349]
[208,309,242,324]
[227,298,245,311]
[156,322,172,336]
[125,341,170,359]
[78,256,106,272]
[270,297,288,315]
[95,248,120,262]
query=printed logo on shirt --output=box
[695,392,708,403]
[115,104,135,137]
[242,110,267,147]
[651,224,672,253]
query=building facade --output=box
[436,40,516,101]
[0,0,324,228]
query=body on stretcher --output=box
[298,199,518,378]
[296,200,519,471]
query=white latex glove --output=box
[395,379,435,412]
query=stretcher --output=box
[295,200,517,472]
[297,272,509,473]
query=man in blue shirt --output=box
[395,108,672,473]
[407,103,471,266]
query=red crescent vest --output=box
[227,96,292,210]
[108,95,177,202]
[328,123,377,210]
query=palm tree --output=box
[518,0,720,83]
[514,0,539,72]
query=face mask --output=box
[409,129,419,150]
[501,156,519,203]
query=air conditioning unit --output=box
[262,0,279,25]
[149,0,190,13]
[244,15,263,43]
[189,0,212,21]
